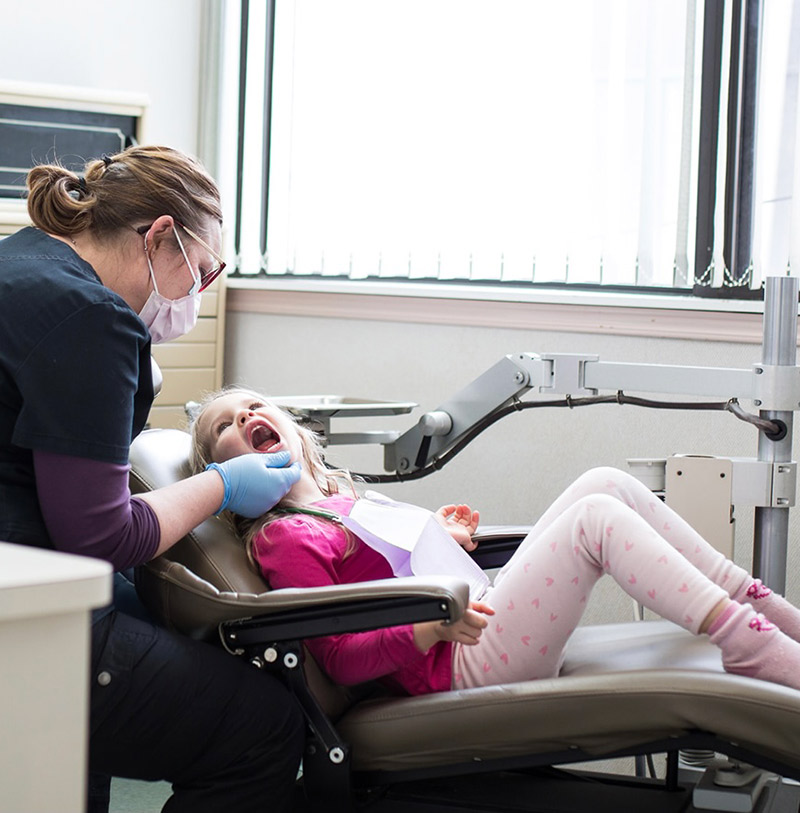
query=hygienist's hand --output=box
[207,451,302,518]
[435,504,480,551]
[413,601,495,652]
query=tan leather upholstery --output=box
[130,427,267,598]
[338,620,800,773]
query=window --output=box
[225,0,800,298]
[753,0,800,286]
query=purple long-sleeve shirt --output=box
[34,449,161,571]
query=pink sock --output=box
[732,578,800,643]
[708,602,800,690]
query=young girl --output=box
[191,387,800,696]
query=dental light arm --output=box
[385,353,795,475]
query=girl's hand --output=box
[435,504,480,551]
[413,601,495,652]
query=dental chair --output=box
[130,427,800,812]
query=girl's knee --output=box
[566,493,625,530]
[569,494,636,541]
[594,466,631,483]
[575,492,625,515]
[572,466,629,492]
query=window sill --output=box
[225,277,773,343]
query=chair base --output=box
[295,759,793,813]
[295,764,696,813]
[352,769,694,813]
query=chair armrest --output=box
[469,525,531,569]
[219,574,468,650]
[137,556,469,642]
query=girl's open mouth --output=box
[249,423,282,453]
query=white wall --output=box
[0,0,205,154]
[225,308,800,623]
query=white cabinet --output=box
[0,543,112,813]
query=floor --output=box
[109,778,171,812]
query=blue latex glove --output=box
[206,451,302,518]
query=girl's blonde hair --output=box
[190,387,359,569]
[26,145,221,241]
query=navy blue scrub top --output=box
[0,227,153,549]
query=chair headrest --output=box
[129,428,270,620]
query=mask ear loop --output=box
[172,227,202,296]
[142,230,161,296]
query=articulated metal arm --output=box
[384,351,800,477]
[385,353,547,475]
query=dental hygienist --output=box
[0,146,303,813]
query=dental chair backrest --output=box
[129,427,360,718]
[130,427,266,599]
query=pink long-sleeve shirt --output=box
[252,494,453,695]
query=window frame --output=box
[223,0,775,309]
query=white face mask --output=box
[138,226,202,344]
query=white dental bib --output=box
[340,492,489,601]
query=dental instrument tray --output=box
[271,396,417,447]
[272,396,417,420]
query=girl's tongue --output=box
[251,424,280,452]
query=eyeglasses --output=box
[136,222,226,292]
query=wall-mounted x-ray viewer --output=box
[0,81,147,236]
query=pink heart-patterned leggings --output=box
[452,466,748,689]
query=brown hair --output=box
[26,145,221,240]
[189,387,360,570]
